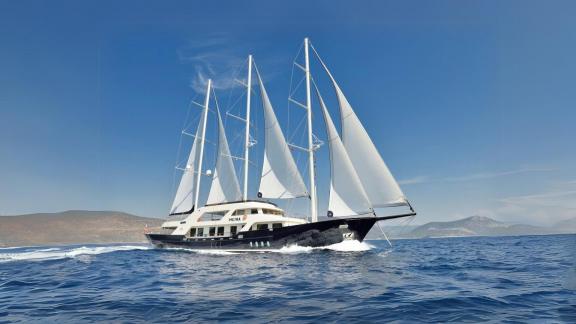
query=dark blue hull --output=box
[145,214,414,250]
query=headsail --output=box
[316,86,372,216]
[314,51,407,207]
[256,68,308,199]
[207,109,242,204]
[170,108,206,215]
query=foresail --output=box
[317,87,372,217]
[257,72,308,199]
[207,109,242,204]
[318,59,406,207]
[170,112,205,215]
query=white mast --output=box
[243,55,253,201]
[305,38,318,223]
[194,78,211,208]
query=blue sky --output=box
[0,0,575,225]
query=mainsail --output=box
[315,53,407,207]
[207,109,242,204]
[316,86,372,216]
[256,69,308,199]
[170,108,206,215]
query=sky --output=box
[0,0,575,225]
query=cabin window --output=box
[233,209,259,216]
[217,227,224,236]
[256,223,269,230]
[209,227,216,236]
[230,226,237,235]
[199,211,227,221]
[272,223,283,229]
[197,228,204,237]
[263,209,283,216]
[190,228,197,237]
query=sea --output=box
[1,235,575,323]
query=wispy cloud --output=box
[399,167,553,186]
[442,167,554,182]
[499,190,576,208]
[489,189,576,225]
[178,36,247,93]
[178,34,284,94]
[398,176,430,185]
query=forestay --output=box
[256,70,308,199]
[316,87,373,216]
[207,109,242,204]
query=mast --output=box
[243,55,253,201]
[194,79,211,208]
[305,38,318,223]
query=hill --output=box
[0,210,163,247]
[370,215,575,240]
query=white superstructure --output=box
[161,200,306,239]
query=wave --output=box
[323,240,374,252]
[276,240,375,254]
[0,245,149,263]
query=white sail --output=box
[207,109,242,204]
[170,111,206,215]
[316,87,372,216]
[315,56,406,207]
[257,71,308,199]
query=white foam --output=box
[0,245,149,263]
[274,240,374,254]
[322,240,374,252]
[278,244,314,254]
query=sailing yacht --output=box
[145,38,416,250]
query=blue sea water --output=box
[0,235,575,323]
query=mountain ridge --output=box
[0,210,163,247]
[374,215,576,239]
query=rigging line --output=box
[225,91,246,116]
[224,56,249,114]
[376,221,393,247]
[289,76,306,99]
[287,40,306,148]
[287,115,307,143]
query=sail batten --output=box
[256,69,308,199]
[207,109,242,204]
[314,52,407,207]
[316,86,372,217]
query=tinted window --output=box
[264,209,283,216]
[190,228,197,236]
[272,223,282,229]
[197,228,204,237]
[209,227,216,236]
[256,223,269,230]
[230,226,237,235]
[217,227,224,236]
[251,209,259,214]
[199,211,227,221]
[233,209,245,216]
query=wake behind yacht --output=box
[146,38,416,250]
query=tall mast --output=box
[243,55,253,201]
[305,38,318,223]
[194,79,211,208]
